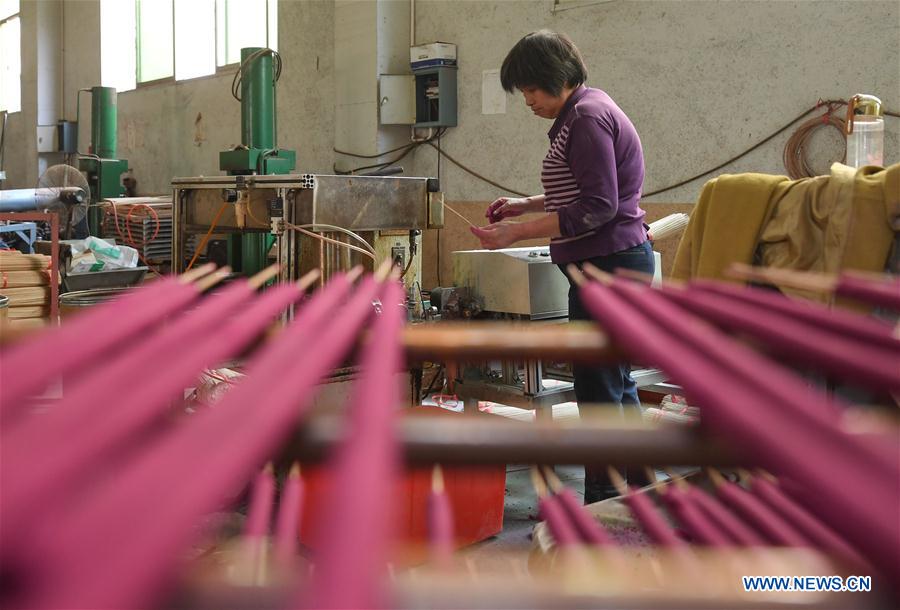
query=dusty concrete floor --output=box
[458,464,585,565]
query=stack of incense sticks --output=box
[0,260,895,608]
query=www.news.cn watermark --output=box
[742,576,872,593]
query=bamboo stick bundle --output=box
[0,286,50,307]
[0,269,52,288]
[6,305,50,319]
[0,252,51,271]
[4,317,48,332]
[647,212,690,241]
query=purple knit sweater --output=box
[542,86,647,264]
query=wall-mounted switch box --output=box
[413,66,457,128]
[36,125,57,153]
[379,74,416,125]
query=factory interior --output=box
[0,0,899,608]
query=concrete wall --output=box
[409,0,900,203]
[4,0,899,203]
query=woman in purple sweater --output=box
[471,30,653,503]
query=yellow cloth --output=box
[758,163,899,302]
[672,173,789,281]
[672,164,899,301]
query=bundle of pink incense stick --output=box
[1,262,896,608]
[571,269,898,588]
[0,266,409,609]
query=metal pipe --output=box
[0,187,85,212]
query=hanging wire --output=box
[231,48,283,102]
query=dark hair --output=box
[500,30,587,95]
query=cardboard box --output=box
[410,42,457,70]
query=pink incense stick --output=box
[538,494,581,548]
[689,279,899,350]
[554,487,615,546]
[243,466,276,584]
[0,276,191,415]
[274,464,303,566]
[428,467,455,565]
[615,280,896,472]
[750,476,871,571]
[687,486,767,547]
[714,479,810,547]
[0,281,290,535]
[23,275,380,609]
[307,281,405,610]
[662,286,900,393]
[620,485,685,548]
[659,485,731,547]
[244,466,276,539]
[836,274,900,310]
[578,279,899,579]
[612,278,899,478]
[5,277,346,592]
[616,281,871,453]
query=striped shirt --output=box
[542,86,648,264]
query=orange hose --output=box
[186,203,228,272]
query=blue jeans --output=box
[560,241,655,503]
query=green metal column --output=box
[241,47,275,150]
[239,48,279,277]
[80,86,127,235]
[219,48,293,277]
[91,86,118,159]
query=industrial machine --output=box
[172,47,443,294]
[215,48,295,277]
[445,246,666,411]
[77,86,128,235]
[452,246,570,320]
[172,173,443,288]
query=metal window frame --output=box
[0,11,21,114]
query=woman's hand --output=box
[485,196,529,223]
[470,222,521,250]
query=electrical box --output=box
[36,125,57,153]
[414,66,457,128]
[379,74,416,125]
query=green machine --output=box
[219,48,296,276]
[77,86,128,235]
